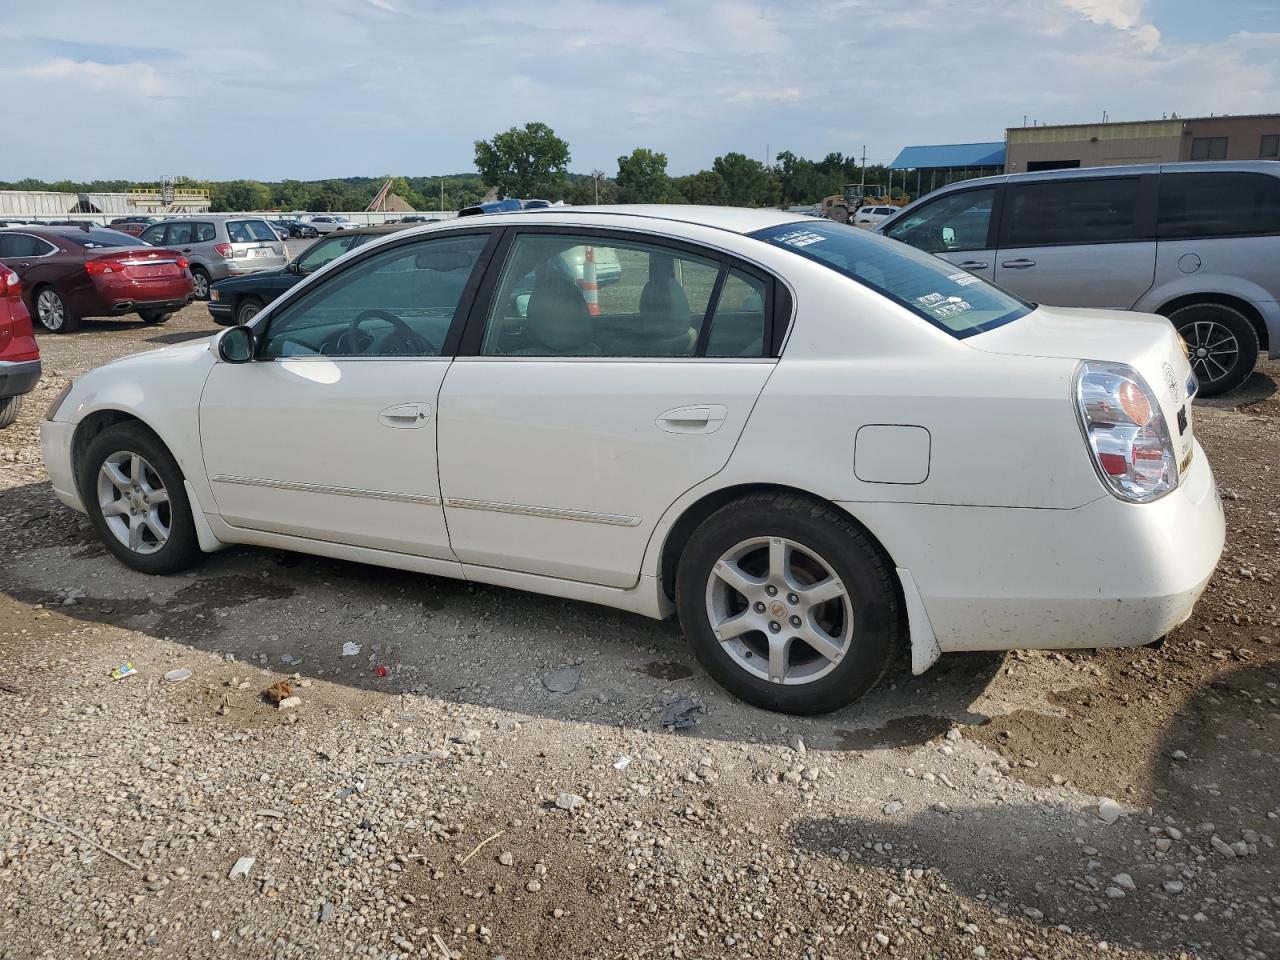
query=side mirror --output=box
[286,261,302,275]
[218,325,255,363]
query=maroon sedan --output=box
[0,226,194,333]
[109,216,158,237]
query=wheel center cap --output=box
[769,600,787,618]
[1196,347,1208,357]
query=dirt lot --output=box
[1,303,1278,960]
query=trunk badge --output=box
[1162,362,1179,400]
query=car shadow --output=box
[0,479,1005,747]
[791,661,1280,957]
[1198,368,1277,411]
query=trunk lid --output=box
[86,247,187,282]
[969,304,1197,472]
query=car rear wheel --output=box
[675,492,903,715]
[79,422,203,575]
[236,298,263,326]
[190,268,211,301]
[139,311,171,325]
[0,396,21,430]
[34,286,80,333]
[1168,303,1258,398]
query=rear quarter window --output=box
[1158,171,1280,239]
[752,221,1030,338]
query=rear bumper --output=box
[0,358,40,399]
[847,441,1225,654]
[89,275,194,315]
[40,419,84,512]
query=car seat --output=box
[514,271,600,356]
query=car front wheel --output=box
[139,310,171,325]
[79,423,203,575]
[0,396,21,430]
[675,493,903,715]
[236,298,263,326]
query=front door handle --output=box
[15,262,31,269]
[656,404,727,434]
[956,260,988,270]
[378,402,431,428]
[1001,258,1037,269]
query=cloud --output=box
[22,57,166,97]
[1062,0,1146,30]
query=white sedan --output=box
[40,206,1225,714]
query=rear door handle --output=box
[656,404,727,434]
[378,402,431,428]
[956,260,988,269]
[1001,258,1037,269]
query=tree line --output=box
[0,121,902,212]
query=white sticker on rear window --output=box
[774,229,826,248]
[947,271,981,287]
[916,292,972,319]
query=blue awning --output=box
[889,142,1006,170]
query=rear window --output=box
[751,221,1030,338]
[61,229,136,249]
[227,220,277,243]
[1158,172,1280,239]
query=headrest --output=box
[526,271,592,353]
[639,277,693,338]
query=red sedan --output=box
[0,226,194,333]
[0,263,39,428]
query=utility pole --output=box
[591,169,605,204]
[440,178,444,213]
[859,144,867,197]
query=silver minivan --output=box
[876,161,1280,395]
[139,216,288,300]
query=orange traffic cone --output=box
[581,246,600,316]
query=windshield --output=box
[61,229,137,249]
[297,233,362,273]
[751,221,1030,338]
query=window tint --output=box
[0,234,54,258]
[61,230,135,249]
[481,234,720,358]
[753,220,1029,338]
[885,188,994,253]
[1190,137,1228,161]
[1158,171,1280,239]
[297,233,363,273]
[259,234,486,359]
[166,222,196,245]
[227,220,277,243]
[1003,177,1140,246]
[1260,134,1279,160]
[705,269,767,358]
[139,224,166,245]
[195,222,216,242]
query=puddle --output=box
[638,660,694,681]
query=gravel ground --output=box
[1,302,1278,960]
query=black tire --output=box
[190,267,212,301]
[78,422,203,575]
[235,298,264,326]
[1168,302,1258,398]
[675,492,903,715]
[0,395,21,430]
[139,310,171,325]
[33,286,80,333]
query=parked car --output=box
[0,227,193,333]
[276,219,318,239]
[41,207,1223,715]
[265,221,292,241]
[458,198,525,216]
[109,216,158,238]
[853,205,900,228]
[877,161,1280,396]
[207,223,412,326]
[304,215,348,235]
[138,216,288,300]
[0,263,39,429]
[395,216,439,224]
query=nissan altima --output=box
[40,207,1225,714]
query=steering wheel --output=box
[338,309,431,356]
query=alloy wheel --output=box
[36,290,64,331]
[1182,320,1240,387]
[192,272,210,299]
[704,536,854,685]
[96,451,171,555]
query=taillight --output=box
[213,243,234,258]
[176,257,189,270]
[1074,360,1178,503]
[85,258,122,275]
[0,268,18,299]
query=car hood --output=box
[95,334,217,371]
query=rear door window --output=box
[1157,171,1280,239]
[1002,177,1142,246]
[194,222,217,242]
[227,220,277,243]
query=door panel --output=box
[437,358,773,587]
[201,359,453,556]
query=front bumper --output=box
[0,359,41,400]
[848,440,1225,653]
[40,419,84,513]
[207,300,235,326]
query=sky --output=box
[1,0,1278,182]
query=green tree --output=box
[615,148,678,203]
[210,179,272,212]
[474,122,571,200]
[674,170,728,205]
[710,153,779,206]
